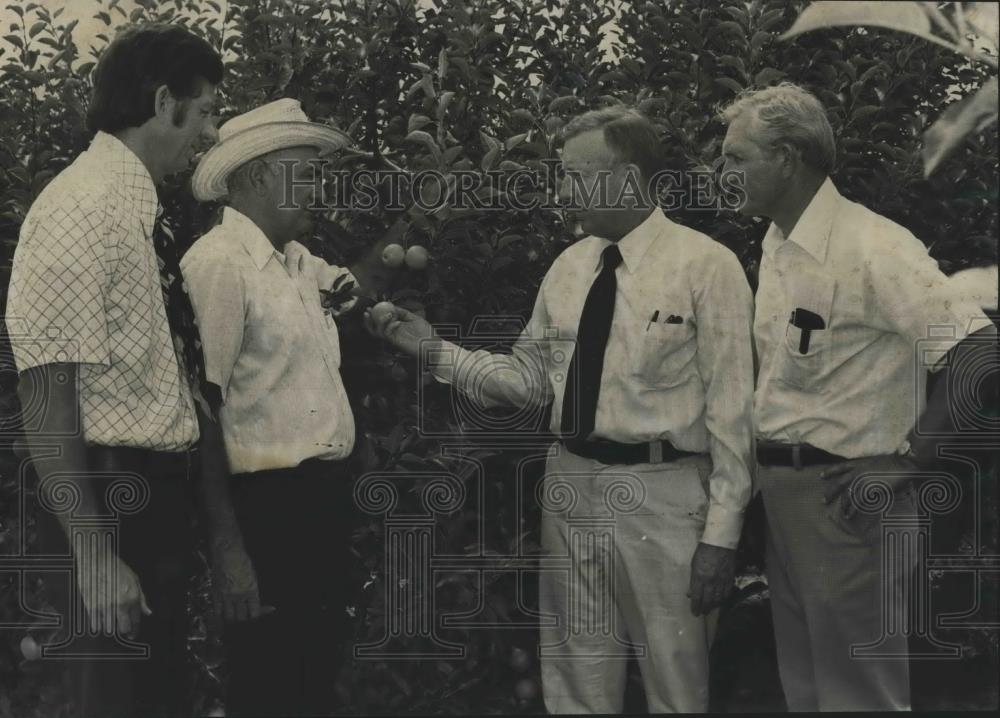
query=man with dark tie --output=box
[366,106,755,713]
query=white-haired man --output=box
[182,99,359,716]
[720,82,995,711]
[367,106,755,713]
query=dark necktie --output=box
[151,209,213,419]
[560,242,623,441]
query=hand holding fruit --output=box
[364,300,438,358]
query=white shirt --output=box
[180,208,356,474]
[431,209,755,548]
[754,178,991,457]
[7,132,198,450]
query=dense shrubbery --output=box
[1,0,996,714]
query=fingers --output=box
[221,595,274,623]
[138,586,152,616]
[247,592,262,621]
[822,467,856,504]
[688,573,705,617]
[819,462,854,481]
[125,599,141,640]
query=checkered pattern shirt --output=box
[6,132,199,450]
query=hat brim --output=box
[191,121,352,201]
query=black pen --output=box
[646,310,659,331]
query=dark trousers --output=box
[223,458,356,717]
[31,445,197,718]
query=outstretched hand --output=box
[364,302,438,357]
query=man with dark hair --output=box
[720,82,995,711]
[367,105,755,713]
[7,22,222,717]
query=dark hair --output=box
[87,23,224,135]
[560,106,667,183]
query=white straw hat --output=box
[191,98,351,201]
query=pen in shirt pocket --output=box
[646,310,660,331]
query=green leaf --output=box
[781,1,935,44]
[408,114,432,133]
[750,30,771,53]
[4,34,23,49]
[405,130,442,160]
[505,132,529,150]
[437,91,455,121]
[754,67,784,86]
[28,21,45,37]
[922,77,998,177]
[481,145,500,172]
[716,20,746,39]
[479,131,500,152]
[714,77,743,95]
[850,105,880,123]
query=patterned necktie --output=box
[151,209,213,420]
[561,242,623,441]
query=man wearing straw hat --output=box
[183,98,359,716]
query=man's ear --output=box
[776,142,800,177]
[247,159,272,197]
[153,85,175,125]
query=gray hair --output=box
[720,82,836,174]
[561,105,666,182]
[225,149,282,196]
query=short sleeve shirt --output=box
[180,207,356,474]
[6,132,198,450]
[753,178,990,457]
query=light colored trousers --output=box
[538,443,717,714]
[757,460,916,712]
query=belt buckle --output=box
[792,444,802,470]
[648,441,663,463]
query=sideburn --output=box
[171,99,190,128]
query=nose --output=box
[556,175,572,206]
[202,121,219,145]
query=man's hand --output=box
[210,536,274,623]
[688,542,736,617]
[364,302,438,357]
[820,455,917,521]
[75,550,151,639]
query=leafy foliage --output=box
[0,0,996,715]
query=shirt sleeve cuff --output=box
[700,503,745,549]
[427,340,465,386]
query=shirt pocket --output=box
[775,275,836,393]
[632,317,695,388]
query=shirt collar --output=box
[596,208,670,274]
[762,177,840,263]
[89,131,159,230]
[222,207,283,271]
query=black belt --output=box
[562,438,697,465]
[756,441,847,468]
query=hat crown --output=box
[218,98,310,142]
